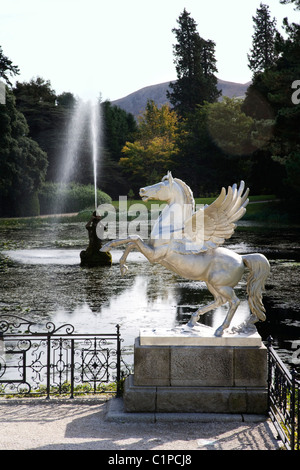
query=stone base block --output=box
[123,336,268,415]
[124,375,267,414]
[133,338,267,388]
[140,325,262,347]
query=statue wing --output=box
[182,181,249,252]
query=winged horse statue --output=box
[101,172,270,337]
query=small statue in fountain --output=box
[80,211,112,267]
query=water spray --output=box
[91,103,99,211]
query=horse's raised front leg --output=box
[101,237,136,252]
[101,235,168,264]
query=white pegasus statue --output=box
[101,172,270,336]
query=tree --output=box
[280,0,300,8]
[120,100,178,189]
[167,9,220,115]
[56,92,76,108]
[94,100,137,198]
[243,0,300,199]
[102,100,137,162]
[13,80,137,197]
[174,100,256,196]
[0,88,48,216]
[14,76,56,105]
[247,3,278,76]
[137,100,178,144]
[0,46,20,86]
[275,0,300,199]
[13,77,77,182]
[207,97,255,156]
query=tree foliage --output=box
[120,100,178,189]
[167,9,220,115]
[13,77,75,182]
[174,99,256,196]
[243,1,300,199]
[95,100,137,198]
[13,80,137,198]
[102,100,137,162]
[0,46,20,86]
[207,97,255,156]
[0,88,48,216]
[1,0,299,215]
[247,3,278,76]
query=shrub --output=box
[39,182,112,214]
[15,191,40,217]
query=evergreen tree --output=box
[102,100,137,162]
[0,46,19,86]
[280,0,300,8]
[167,9,220,116]
[99,100,137,198]
[0,88,48,216]
[243,0,300,200]
[13,78,80,182]
[247,3,278,76]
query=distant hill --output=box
[111,79,251,117]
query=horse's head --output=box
[139,171,175,203]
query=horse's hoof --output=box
[100,244,110,252]
[120,265,128,276]
[214,327,224,337]
[187,314,198,328]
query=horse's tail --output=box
[242,253,270,321]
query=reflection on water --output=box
[8,249,81,265]
[7,248,145,266]
[52,274,178,350]
[0,222,300,369]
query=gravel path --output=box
[0,397,282,451]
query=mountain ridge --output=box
[111,79,251,117]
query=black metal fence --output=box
[1,315,299,449]
[0,315,130,398]
[267,337,300,450]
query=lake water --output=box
[0,220,299,370]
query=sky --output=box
[1,0,299,102]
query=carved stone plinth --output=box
[123,327,268,415]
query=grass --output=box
[0,194,298,228]
[0,381,119,399]
[110,194,277,212]
[0,209,93,228]
[109,194,295,225]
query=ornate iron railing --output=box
[0,315,131,398]
[267,337,300,450]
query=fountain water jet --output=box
[52,96,111,266]
[54,98,102,215]
[91,102,101,211]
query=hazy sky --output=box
[1,0,298,101]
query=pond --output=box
[0,220,299,370]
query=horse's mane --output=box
[174,178,195,213]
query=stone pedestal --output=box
[123,325,268,414]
